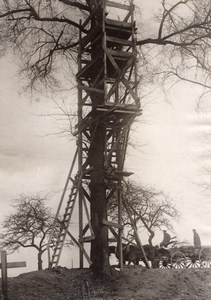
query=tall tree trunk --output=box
[85,0,111,277]
[37,251,43,270]
[89,117,110,277]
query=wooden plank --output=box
[109,49,132,58]
[78,84,104,94]
[102,219,123,230]
[106,18,132,29]
[108,226,118,239]
[106,187,116,202]
[122,77,140,104]
[82,187,91,202]
[82,236,95,242]
[103,46,120,74]
[0,261,26,269]
[108,238,118,242]
[124,10,132,22]
[96,107,138,114]
[82,192,94,237]
[82,223,89,236]
[115,171,133,177]
[106,1,130,10]
[104,102,138,110]
[106,35,133,46]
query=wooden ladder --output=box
[49,172,82,268]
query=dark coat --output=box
[193,231,201,247]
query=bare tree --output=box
[108,180,180,246]
[0,0,211,276]
[0,1,211,91]
[0,194,59,270]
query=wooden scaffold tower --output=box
[47,0,148,272]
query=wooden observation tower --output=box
[47,0,143,270]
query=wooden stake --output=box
[1,251,27,300]
[1,251,8,300]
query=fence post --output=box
[1,251,8,300]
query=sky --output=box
[0,0,211,276]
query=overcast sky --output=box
[1,0,211,276]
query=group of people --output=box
[160,228,201,248]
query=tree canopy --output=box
[108,180,180,246]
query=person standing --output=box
[160,230,171,248]
[193,229,201,247]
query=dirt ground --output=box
[2,266,211,300]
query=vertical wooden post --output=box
[1,251,8,300]
[78,19,84,269]
[117,185,123,268]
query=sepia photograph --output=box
[0,0,211,299]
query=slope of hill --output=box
[2,266,211,300]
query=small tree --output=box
[108,180,180,246]
[0,194,56,270]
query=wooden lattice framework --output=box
[47,0,149,270]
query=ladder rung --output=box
[56,246,62,251]
[52,254,59,258]
[66,203,73,208]
[64,211,71,216]
[67,199,74,204]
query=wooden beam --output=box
[82,223,89,236]
[106,187,116,202]
[122,77,140,105]
[123,200,150,269]
[104,102,138,110]
[0,262,26,269]
[102,219,123,230]
[109,49,133,58]
[66,230,92,265]
[81,236,95,242]
[106,1,130,11]
[106,36,133,46]
[82,187,91,202]
[82,192,94,237]
[78,84,104,94]
[108,238,118,242]
[124,10,132,22]
[96,107,138,114]
[108,226,118,239]
[106,18,133,29]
